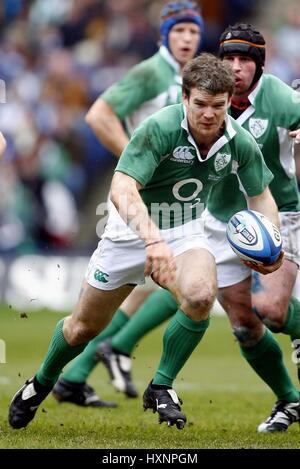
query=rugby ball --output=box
[226,210,282,265]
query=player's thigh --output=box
[219,276,260,328]
[219,278,264,344]
[175,248,217,310]
[120,279,157,316]
[72,281,135,330]
[252,258,298,314]
[166,218,217,295]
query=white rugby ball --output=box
[226,210,282,265]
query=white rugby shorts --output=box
[86,212,213,291]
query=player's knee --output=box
[232,325,261,347]
[219,287,250,317]
[181,284,216,314]
[67,321,97,346]
[260,315,284,332]
[252,302,285,332]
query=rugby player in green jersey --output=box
[144,24,300,433]
[53,1,204,404]
[204,23,300,432]
[103,24,300,433]
[8,53,282,430]
[59,22,300,433]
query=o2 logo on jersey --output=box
[172,178,203,207]
[249,118,269,139]
[171,146,196,164]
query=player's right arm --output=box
[0,132,6,159]
[111,114,176,286]
[110,172,176,286]
[85,99,129,158]
[85,61,155,158]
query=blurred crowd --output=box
[0,0,299,253]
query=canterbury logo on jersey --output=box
[214,153,231,172]
[94,269,109,283]
[171,146,196,163]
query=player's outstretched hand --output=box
[243,250,285,275]
[289,129,300,145]
[144,240,176,289]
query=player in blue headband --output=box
[160,1,204,55]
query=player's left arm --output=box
[245,187,284,274]
[246,186,279,228]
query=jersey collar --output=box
[159,46,182,85]
[181,105,236,161]
[235,76,263,126]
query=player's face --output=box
[168,22,200,67]
[223,55,256,96]
[183,88,230,143]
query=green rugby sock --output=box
[240,329,299,403]
[36,319,87,387]
[62,309,129,383]
[112,289,178,356]
[153,309,209,387]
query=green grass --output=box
[0,305,299,449]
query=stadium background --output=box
[0,0,300,449]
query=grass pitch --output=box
[0,305,299,449]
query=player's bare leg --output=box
[9,282,134,429]
[219,276,300,432]
[143,248,217,429]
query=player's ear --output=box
[182,90,189,106]
[227,95,232,109]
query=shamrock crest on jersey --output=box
[249,118,268,139]
[214,153,232,172]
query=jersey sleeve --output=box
[101,62,158,120]
[268,76,300,130]
[285,88,300,130]
[115,118,168,186]
[235,132,274,197]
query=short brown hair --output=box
[182,53,235,98]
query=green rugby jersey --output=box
[115,103,273,229]
[207,74,300,223]
[101,46,182,136]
